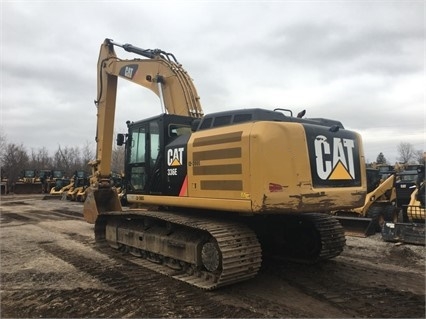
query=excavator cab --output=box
[123,114,193,198]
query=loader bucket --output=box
[13,183,42,194]
[334,216,377,237]
[382,222,425,246]
[42,194,63,200]
[83,187,122,224]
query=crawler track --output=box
[95,210,262,290]
[251,213,346,263]
[306,213,347,261]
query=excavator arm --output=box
[84,38,203,223]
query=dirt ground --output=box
[1,195,425,318]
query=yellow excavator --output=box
[83,38,367,290]
[333,168,397,237]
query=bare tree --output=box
[0,129,7,157]
[111,144,125,175]
[30,147,52,170]
[1,143,30,185]
[53,146,68,174]
[0,130,7,180]
[397,142,415,164]
[53,145,83,176]
[414,150,425,165]
[81,141,95,173]
[68,146,83,174]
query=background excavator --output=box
[83,38,367,290]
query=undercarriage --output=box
[94,210,346,289]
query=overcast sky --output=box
[1,1,424,164]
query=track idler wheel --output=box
[201,242,221,272]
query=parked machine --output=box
[39,169,54,194]
[1,169,8,195]
[333,168,397,237]
[394,167,421,211]
[83,38,367,289]
[66,171,89,201]
[382,165,425,245]
[375,164,396,181]
[13,169,42,194]
[48,177,72,198]
[76,172,91,202]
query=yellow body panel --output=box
[128,121,366,214]
[407,187,425,221]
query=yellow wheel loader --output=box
[46,177,72,199]
[39,170,53,194]
[76,187,88,202]
[82,39,367,290]
[41,170,66,194]
[66,171,89,201]
[333,168,398,237]
[13,169,43,194]
[77,173,121,202]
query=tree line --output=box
[375,142,425,166]
[0,131,124,184]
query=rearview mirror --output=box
[116,133,125,146]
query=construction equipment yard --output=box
[1,195,424,318]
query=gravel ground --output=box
[1,194,424,318]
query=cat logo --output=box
[167,147,184,166]
[119,64,138,80]
[314,135,356,180]
[124,66,134,79]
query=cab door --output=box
[126,120,160,193]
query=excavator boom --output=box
[85,39,204,223]
[93,38,203,179]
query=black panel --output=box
[304,125,362,188]
[164,135,190,195]
[119,64,139,80]
[125,114,193,196]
